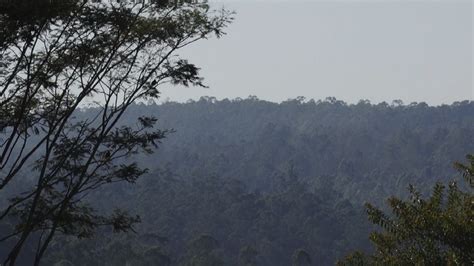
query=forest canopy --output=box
[0,1,470,265]
[2,98,471,265]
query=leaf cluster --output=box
[339,155,474,265]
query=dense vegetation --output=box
[129,97,474,201]
[1,1,470,265]
[340,155,474,265]
[1,98,473,265]
[0,1,230,264]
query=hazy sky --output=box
[159,0,473,105]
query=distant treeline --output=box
[4,97,473,265]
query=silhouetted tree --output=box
[0,1,231,264]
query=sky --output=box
[159,0,473,105]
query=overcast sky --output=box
[159,0,473,105]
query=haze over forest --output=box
[0,1,472,265]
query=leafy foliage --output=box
[339,155,474,265]
[0,1,231,265]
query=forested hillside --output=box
[3,98,473,265]
[129,97,474,201]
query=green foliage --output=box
[454,154,474,188]
[339,155,474,265]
